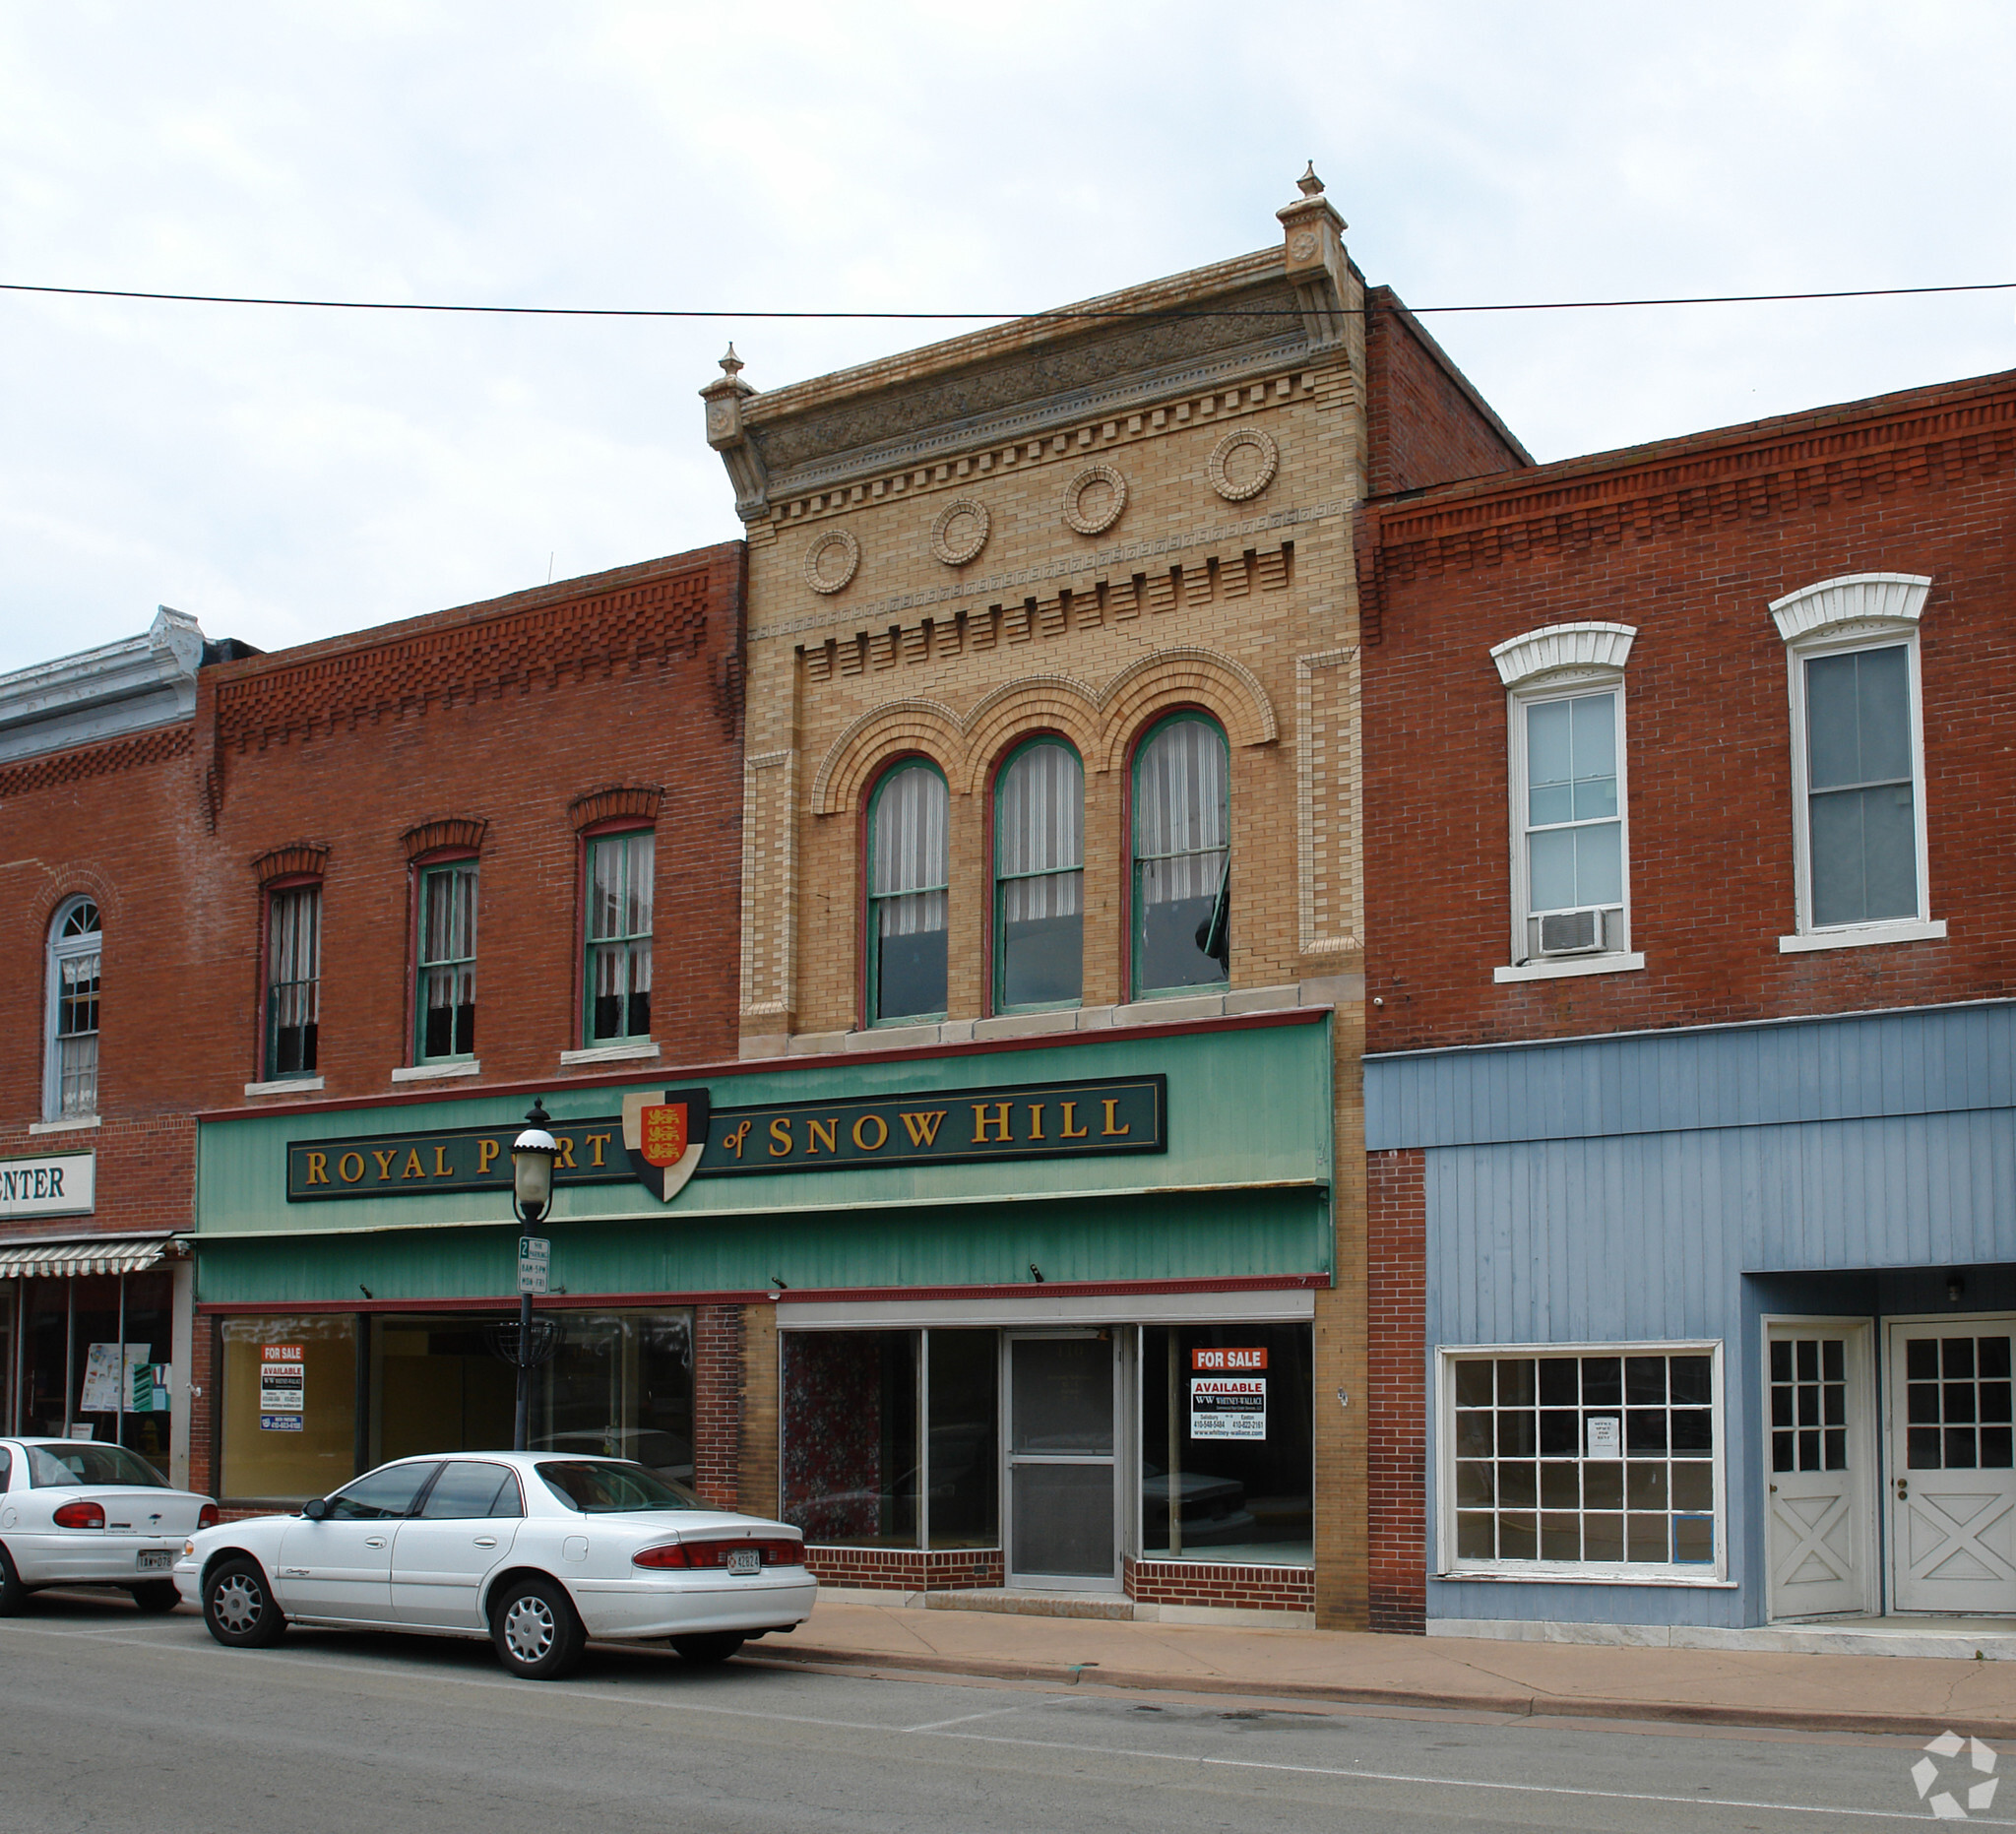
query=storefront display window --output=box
[782,1331,918,1546]
[926,1330,998,1549]
[220,1314,358,1502]
[1140,1323,1314,1566]
[19,1273,175,1462]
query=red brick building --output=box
[1358,370,2016,1643]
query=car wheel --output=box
[490,1578,586,1681]
[203,1557,286,1648]
[671,1632,745,1665]
[0,1546,24,1616]
[131,1580,181,1613]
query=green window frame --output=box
[264,883,321,1080]
[993,737,1084,1013]
[866,760,949,1027]
[583,829,655,1044]
[1130,714,1229,1000]
[414,859,477,1063]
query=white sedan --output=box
[0,1437,219,1613]
[175,1452,817,1680]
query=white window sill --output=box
[243,1077,325,1098]
[1779,917,1947,954]
[558,1042,661,1067]
[390,1060,481,1083]
[1440,1567,1736,1588]
[1494,952,1646,984]
[30,1114,99,1134]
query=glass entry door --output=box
[1764,1320,1874,1620]
[1005,1333,1119,1590]
[1888,1318,2016,1614]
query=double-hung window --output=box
[585,829,654,1043]
[867,762,949,1025]
[1772,573,1940,950]
[44,896,100,1120]
[1131,715,1229,998]
[994,739,1084,1011]
[1490,623,1639,980]
[265,885,321,1079]
[1441,1343,1725,1580]
[415,860,477,1062]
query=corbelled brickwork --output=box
[1360,369,2016,1052]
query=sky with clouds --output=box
[2,1,2012,673]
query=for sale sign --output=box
[1190,1375,1267,1440]
[259,1346,304,1420]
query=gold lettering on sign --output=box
[1027,1104,1045,1141]
[401,1149,426,1179]
[852,1113,889,1152]
[1101,1099,1130,1137]
[372,1149,398,1180]
[722,1120,752,1159]
[338,1153,365,1184]
[555,1136,577,1170]
[898,1110,947,1147]
[768,1118,793,1157]
[585,1132,611,1169]
[433,1145,454,1178]
[806,1117,838,1157]
[476,1139,500,1175]
[1059,1102,1089,1139]
[972,1103,1013,1144]
[305,1152,330,1185]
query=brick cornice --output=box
[1355,369,2016,641]
[569,785,662,832]
[402,817,487,860]
[0,722,191,799]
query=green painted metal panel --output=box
[189,1188,1328,1305]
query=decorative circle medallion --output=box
[803,528,860,595]
[930,498,991,567]
[1061,464,1128,536]
[1207,427,1280,503]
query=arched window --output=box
[45,897,101,1119]
[867,762,949,1025]
[994,738,1084,1011]
[1131,715,1229,998]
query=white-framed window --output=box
[584,828,654,1044]
[1772,573,1943,953]
[1437,1340,1727,1583]
[44,896,101,1120]
[1488,623,1643,983]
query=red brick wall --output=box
[803,1546,1004,1591]
[1365,289,1530,499]
[1360,370,2016,1053]
[1123,1556,1315,1613]
[1366,1148,1426,1634]
[693,1302,744,1509]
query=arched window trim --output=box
[1128,711,1231,1002]
[44,895,101,1122]
[990,733,1086,1016]
[864,756,951,1029]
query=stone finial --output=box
[1296,161,1324,198]
[719,343,745,379]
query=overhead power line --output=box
[0,278,2012,323]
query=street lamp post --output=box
[509,1100,560,1453]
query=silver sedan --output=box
[175,1453,817,1680]
[0,1437,218,1613]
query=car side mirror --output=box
[301,1497,329,1521]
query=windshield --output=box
[536,1460,699,1514]
[27,1443,169,1489]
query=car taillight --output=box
[196,1504,220,1530]
[676,1537,804,1568]
[53,1500,105,1530]
[632,1543,692,1569]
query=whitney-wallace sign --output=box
[285,1074,1166,1204]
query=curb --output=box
[752,1641,2016,1740]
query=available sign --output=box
[259,1346,304,1422]
[1191,1374,1267,1440]
[285,1074,1166,1204]
[0,1151,94,1219]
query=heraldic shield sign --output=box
[621,1088,712,1202]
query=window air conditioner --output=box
[1537,908,1606,956]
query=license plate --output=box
[136,1551,173,1572]
[724,1549,760,1576]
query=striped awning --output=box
[0,1236,171,1279]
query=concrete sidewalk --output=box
[750,1592,2016,1739]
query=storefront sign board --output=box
[0,1151,94,1218]
[284,1074,1166,1203]
[1191,1374,1267,1439]
[259,1346,305,1422]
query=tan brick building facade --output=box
[706,172,1525,1625]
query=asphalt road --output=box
[0,1591,1992,1833]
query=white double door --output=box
[1765,1316,2016,1619]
